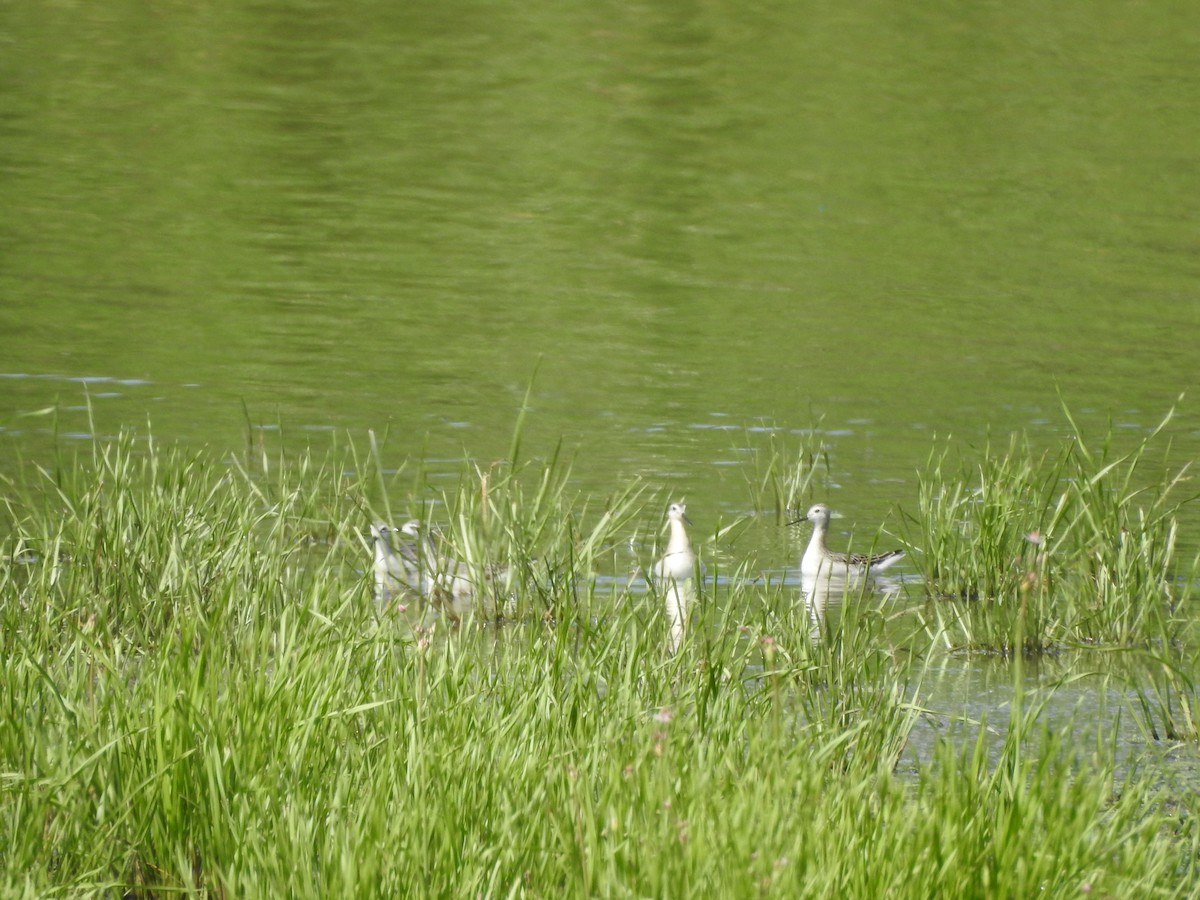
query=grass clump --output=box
[908,403,1197,655]
[1,426,1196,895]
[741,426,830,523]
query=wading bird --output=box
[370,522,421,606]
[796,503,905,578]
[651,502,702,654]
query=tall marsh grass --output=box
[741,427,830,522]
[1,423,1197,895]
[908,404,1198,656]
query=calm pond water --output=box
[2,1,1199,771]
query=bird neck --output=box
[666,518,691,555]
[807,518,828,552]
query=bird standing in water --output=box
[370,522,421,606]
[652,502,701,654]
[398,519,507,619]
[797,503,905,578]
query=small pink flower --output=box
[654,706,674,724]
[1025,531,1044,546]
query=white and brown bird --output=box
[370,522,421,605]
[797,503,905,578]
[398,519,507,618]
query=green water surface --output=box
[3,0,1197,513]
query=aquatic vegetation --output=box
[741,425,831,523]
[0,420,1197,895]
[907,403,1198,655]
